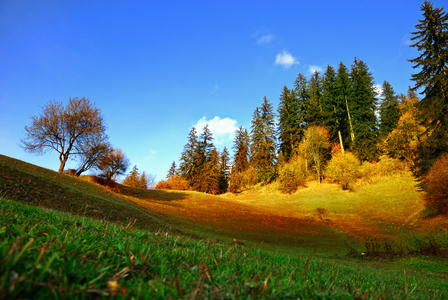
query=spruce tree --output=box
[409,0,448,174]
[321,65,343,147]
[192,125,215,191]
[306,71,325,127]
[334,62,352,150]
[232,126,251,173]
[292,73,309,136]
[219,147,230,193]
[250,96,277,181]
[178,127,198,184]
[349,58,379,161]
[379,81,400,138]
[277,86,301,161]
[167,161,176,179]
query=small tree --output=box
[97,148,130,181]
[21,97,107,173]
[325,151,360,190]
[75,134,110,176]
[423,153,448,214]
[300,126,331,183]
[278,155,308,193]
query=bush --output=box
[358,155,407,182]
[278,156,307,193]
[229,166,258,193]
[325,151,360,190]
[424,153,448,214]
[154,175,191,191]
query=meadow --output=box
[1,154,447,298]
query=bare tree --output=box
[96,148,130,181]
[75,134,110,176]
[21,97,107,173]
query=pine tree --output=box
[306,71,325,127]
[349,58,379,161]
[250,96,277,181]
[379,81,400,137]
[409,0,448,174]
[334,62,353,151]
[292,73,309,135]
[321,65,344,149]
[167,161,176,179]
[178,127,198,184]
[192,125,215,191]
[218,147,230,193]
[123,165,140,187]
[232,126,251,173]
[277,86,301,161]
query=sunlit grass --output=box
[1,198,447,299]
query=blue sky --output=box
[1,0,444,182]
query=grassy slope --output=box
[2,198,448,299]
[1,154,448,298]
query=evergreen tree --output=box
[321,64,348,151]
[306,71,325,127]
[232,126,251,173]
[409,0,448,174]
[334,62,352,150]
[178,127,198,184]
[250,96,277,181]
[192,125,215,190]
[349,58,379,161]
[218,147,230,193]
[277,86,301,161]
[167,161,176,179]
[292,73,309,134]
[123,165,140,187]
[379,81,400,137]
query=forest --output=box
[155,1,448,215]
[20,1,448,214]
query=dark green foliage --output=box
[232,126,250,173]
[277,86,302,161]
[218,147,230,193]
[250,97,277,182]
[321,65,343,147]
[167,161,176,179]
[379,81,400,137]
[178,127,198,183]
[409,1,448,175]
[334,62,353,150]
[306,71,325,127]
[349,58,379,161]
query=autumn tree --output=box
[96,148,130,181]
[409,0,448,175]
[21,97,107,173]
[123,165,149,189]
[299,126,331,184]
[75,134,110,176]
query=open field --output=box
[1,154,448,298]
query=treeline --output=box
[160,1,448,216]
[159,57,404,194]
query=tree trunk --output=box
[345,96,355,142]
[338,130,345,153]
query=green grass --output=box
[1,154,448,298]
[2,198,448,299]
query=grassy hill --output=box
[1,154,448,298]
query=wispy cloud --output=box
[257,34,273,45]
[194,116,238,145]
[309,65,323,74]
[275,50,299,69]
[210,85,219,95]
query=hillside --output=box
[0,154,444,254]
[1,154,448,298]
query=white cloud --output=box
[194,116,238,145]
[309,65,323,74]
[275,50,299,69]
[257,34,273,44]
[374,84,383,98]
